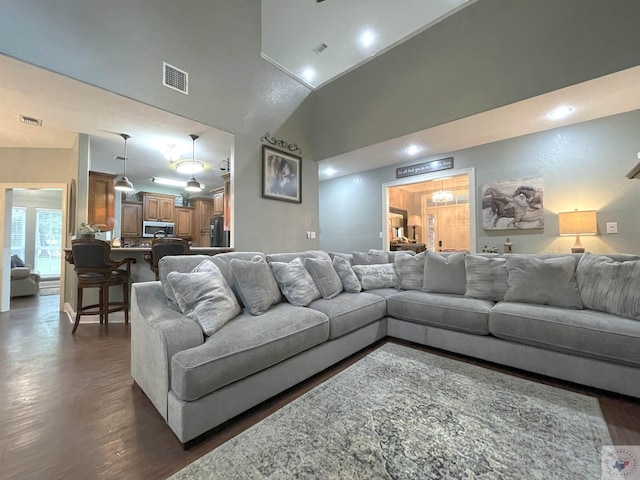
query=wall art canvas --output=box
[481,176,544,230]
[262,145,302,204]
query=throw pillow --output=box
[577,252,640,320]
[465,254,508,302]
[422,252,467,295]
[270,257,322,307]
[504,255,583,309]
[166,261,241,336]
[304,257,343,299]
[352,249,389,265]
[332,256,362,293]
[230,255,281,315]
[352,263,398,290]
[394,252,426,290]
[11,255,25,268]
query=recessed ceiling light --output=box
[323,167,337,176]
[405,145,421,155]
[547,106,575,120]
[360,30,375,48]
[302,68,316,82]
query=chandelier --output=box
[432,190,454,203]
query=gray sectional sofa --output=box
[130,249,640,443]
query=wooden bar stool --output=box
[144,237,190,281]
[70,238,136,334]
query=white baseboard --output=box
[63,302,125,324]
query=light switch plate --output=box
[606,222,618,234]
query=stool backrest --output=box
[71,238,114,273]
[151,238,190,269]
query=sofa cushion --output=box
[159,255,214,303]
[266,250,331,264]
[352,263,398,290]
[577,252,640,320]
[270,257,322,307]
[422,252,467,295]
[504,255,582,309]
[394,252,426,290]
[464,254,508,302]
[352,249,389,265]
[490,302,640,367]
[210,251,268,302]
[230,256,281,315]
[171,303,329,401]
[166,261,241,336]
[387,290,492,335]
[304,257,343,299]
[309,292,386,339]
[332,256,361,293]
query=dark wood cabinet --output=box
[175,207,193,238]
[142,193,175,222]
[190,197,214,246]
[121,202,142,237]
[88,171,116,231]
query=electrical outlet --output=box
[606,222,618,234]
[310,231,316,239]
[379,232,383,238]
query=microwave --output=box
[142,221,175,238]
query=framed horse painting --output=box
[481,176,544,230]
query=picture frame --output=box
[262,145,302,204]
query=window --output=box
[35,208,63,276]
[11,206,27,260]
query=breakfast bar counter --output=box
[65,246,234,283]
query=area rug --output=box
[169,343,611,479]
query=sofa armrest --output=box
[10,267,30,280]
[130,281,204,420]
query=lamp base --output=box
[571,247,585,253]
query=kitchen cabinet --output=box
[121,202,143,237]
[88,171,116,231]
[175,207,193,238]
[212,188,224,215]
[190,197,214,247]
[142,192,175,222]
[222,172,231,231]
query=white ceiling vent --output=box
[313,42,328,54]
[19,114,43,127]
[163,62,188,95]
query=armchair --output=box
[10,267,41,297]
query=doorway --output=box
[384,168,476,252]
[1,183,68,312]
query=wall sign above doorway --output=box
[396,157,453,179]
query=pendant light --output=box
[114,133,135,192]
[185,134,203,192]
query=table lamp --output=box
[558,210,597,253]
[408,215,422,241]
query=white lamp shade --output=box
[558,210,597,235]
[408,214,422,227]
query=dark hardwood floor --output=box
[1,294,639,479]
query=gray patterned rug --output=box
[169,343,611,479]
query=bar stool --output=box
[70,237,136,334]
[145,237,190,280]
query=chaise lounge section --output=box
[131,249,640,443]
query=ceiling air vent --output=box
[163,62,188,95]
[313,42,328,54]
[19,115,43,127]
